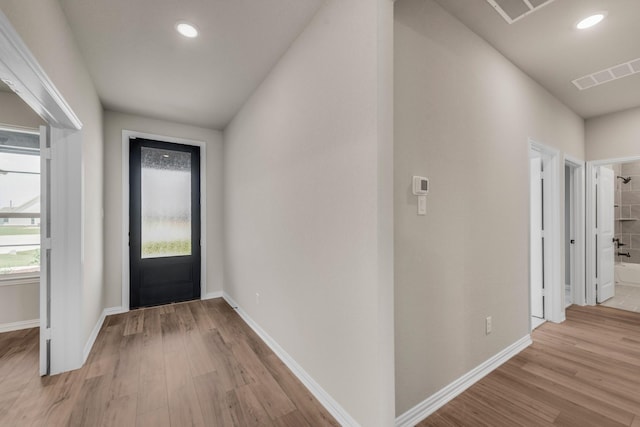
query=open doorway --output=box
[0,125,43,377]
[565,165,573,306]
[0,127,42,319]
[563,157,586,310]
[587,158,640,312]
[0,12,84,375]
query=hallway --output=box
[421,305,640,426]
[0,298,337,426]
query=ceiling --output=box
[58,0,323,129]
[434,0,640,119]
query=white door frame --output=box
[529,140,563,325]
[121,130,207,311]
[586,156,640,305]
[564,156,586,307]
[0,10,84,375]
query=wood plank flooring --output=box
[0,298,338,426]
[419,305,640,427]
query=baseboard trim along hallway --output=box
[83,306,127,363]
[203,291,223,300]
[0,318,39,333]
[395,334,532,427]
[222,292,360,427]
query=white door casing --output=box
[596,166,615,303]
[39,125,50,376]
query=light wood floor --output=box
[0,298,338,426]
[420,305,640,427]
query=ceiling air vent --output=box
[572,57,640,91]
[486,0,557,24]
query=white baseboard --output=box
[0,318,39,333]
[395,334,532,427]
[203,291,223,300]
[83,306,127,363]
[222,292,360,427]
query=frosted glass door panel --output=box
[141,147,191,258]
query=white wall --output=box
[223,0,394,425]
[0,90,45,129]
[586,106,640,161]
[394,0,584,416]
[0,0,104,355]
[0,282,39,326]
[103,110,224,308]
[0,91,44,327]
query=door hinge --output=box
[41,148,52,159]
[41,237,52,250]
[43,328,51,340]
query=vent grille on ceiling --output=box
[572,58,640,90]
[486,0,557,24]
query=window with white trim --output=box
[0,128,40,277]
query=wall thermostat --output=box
[412,176,429,195]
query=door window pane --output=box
[0,133,41,276]
[141,147,191,258]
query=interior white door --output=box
[39,125,50,376]
[530,156,544,318]
[597,166,615,303]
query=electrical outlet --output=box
[256,293,260,304]
[485,316,492,335]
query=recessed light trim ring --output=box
[175,21,198,38]
[575,11,607,30]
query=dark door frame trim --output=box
[121,130,208,311]
[129,137,201,308]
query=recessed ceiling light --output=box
[576,12,607,30]
[175,21,198,38]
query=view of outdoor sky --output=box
[0,150,40,274]
[0,152,39,210]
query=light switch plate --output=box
[418,195,426,215]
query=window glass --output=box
[141,146,191,258]
[0,130,40,276]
